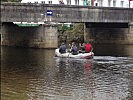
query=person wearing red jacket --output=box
[85,42,93,53]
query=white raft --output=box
[55,49,94,59]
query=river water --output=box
[1,45,133,100]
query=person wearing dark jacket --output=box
[71,42,78,55]
[79,43,85,53]
[59,43,67,54]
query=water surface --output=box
[1,45,133,100]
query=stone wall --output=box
[1,22,58,48]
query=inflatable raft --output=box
[55,49,94,59]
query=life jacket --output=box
[85,43,92,53]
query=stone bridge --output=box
[1,3,133,48]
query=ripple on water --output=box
[1,47,133,100]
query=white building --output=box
[129,0,133,8]
[93,0,130,8]
[21,0,60,4]
[21,0,132,8]
[21,0,84,5]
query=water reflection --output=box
[84,60,92,80]
[55,58,95,99]
[1,46,133,100]
[56,58,86,82]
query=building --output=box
[21,0,132,8]
[21,0,61,4]
[20,0,93,6]
[93,0,133,8]
[129,0,133,8]
[21,0,83,5]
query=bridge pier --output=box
[127,22,133,44]
[129,22,133,34]
[84,22,133,44]
[1,22,58,48]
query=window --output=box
[120,1,124,7]
[67,0,71,5]
[113,0,116,7]
[99,0,103,6]
[59,0,64,4]
[108,0,111,7]
[35,1,38,3]
[95,3,98,6]
[41,1,45,4]
[75,0,79,5]
[48,1,52,4]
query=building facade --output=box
[21,0,132,8]
[21,0,83,5]
[93,0,131,8]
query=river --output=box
[1,45,133,100]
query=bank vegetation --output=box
[58,23,84,45]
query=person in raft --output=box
[84,41,93,53]
[59,42,67,54]
[70,42,78,55]
[79,42,85,53]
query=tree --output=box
[58,23,84,44]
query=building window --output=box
[113,0,116,7]
[120,1,124,7]
[95,3,98,6]
[48,1,52,4]
[59,0,64,4]
[108,0,111,7]
[35,1,38,3]
[41,1,45,4]
[75,0,79,5]
[67,0,71,5]
[99,0,103,6]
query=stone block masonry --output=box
[1,22,58,48]
[84,22,133,44]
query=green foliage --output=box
[69,23,84,43]
[58,23,84,44]
[58,24,73,35]
[1,0,22,2]
[57,24,73,44]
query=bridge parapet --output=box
[1,2,133,23]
